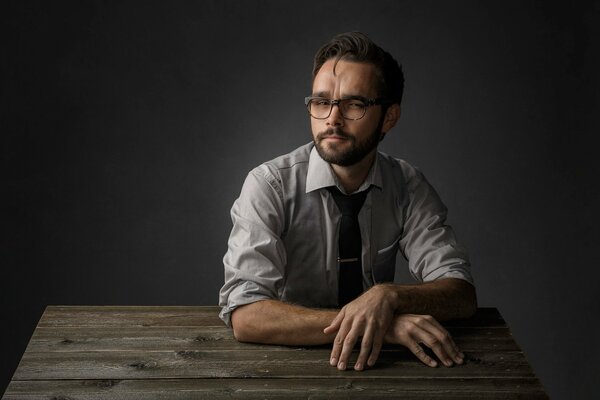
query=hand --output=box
[385,314,464,367]
[323,285,398,371]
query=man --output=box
[219,32,476,371]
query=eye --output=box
[347,100,366,109]
[314,99,330,106]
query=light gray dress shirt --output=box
[219,142,473,326]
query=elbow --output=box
[460,282,478,319]
[445,278,477,319]
[231,307,252,343]
[231,304,264,343]
[231,320,245,342]
[232,325,254,343]
[232,327,250,343]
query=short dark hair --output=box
[313,31,404,105]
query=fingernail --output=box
[355,362,363,371]
[338,362,346,370]
[330,357,337,366]
[430,360,438,367]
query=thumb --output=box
[323,309,344,334]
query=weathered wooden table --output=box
[3,306,547,399]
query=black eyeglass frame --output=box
[304,96,389,120]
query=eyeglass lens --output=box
[308,99,367,120]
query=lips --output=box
[323,135,346,141]
[317,129,353,143]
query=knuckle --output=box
[442,332,453,344]
[412,344,424,354]
[399,329,412,340]
[373,335,383,347]
[361,337,373,348]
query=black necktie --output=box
[328,186,370,306]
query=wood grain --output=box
[2,306,548,399]
[27,326,520,352]
[4,378,549,399]
[38,306,507,328]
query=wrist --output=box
[375,283,400,311]
[383,314,399,344]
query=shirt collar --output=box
[305,144,383,194]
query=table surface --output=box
[3,306,547,399]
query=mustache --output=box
[316,128,354,141]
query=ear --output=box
[382,104,401,133]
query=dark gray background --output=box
[2,0,599,398]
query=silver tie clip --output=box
[337,257,359,263]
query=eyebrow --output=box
[311,92,369,101]
[312,91,329,98]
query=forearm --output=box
[386,278,477,321]
[231,299,338,345]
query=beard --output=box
[313,119,385,167]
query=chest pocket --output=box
[372,238,399,283]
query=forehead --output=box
[312,59,379,97]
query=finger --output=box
[337,321,361,370]
[329,319,351,367]
[408,339,437,368]
[441,331,464,364]
[323,309,345,335]
[419,317,464,365]
[367,331,384,367]
[354,323,375,371]
[416,329,455,367]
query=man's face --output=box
[310,59,386,167]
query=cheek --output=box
[310,119,323,136]
[363,114,383,133]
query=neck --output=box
[331,150,376,193]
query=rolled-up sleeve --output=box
[399,168,473,285]
[218,165,287,327]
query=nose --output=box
[326,103,344,127]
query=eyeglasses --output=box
[304,96,387,120]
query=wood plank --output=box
[38,306,224,328]
[25,326,521,353]
[37,306,506,328]
[5,307,547,399]
[12,349,534,380]
[3,378,548,399]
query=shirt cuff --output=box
[421,263,474,286]
[219,281,275,327]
